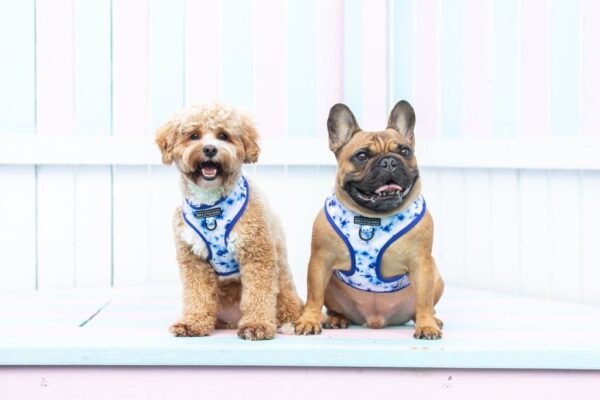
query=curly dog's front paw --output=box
[413,324,442,340]
[237,322,276,341]
[169,320,214,337]
[294,311,323,335]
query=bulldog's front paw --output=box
[294,311,323,335]
[169,320,214,337]
[237,322,276,341]
[413,324,442,340]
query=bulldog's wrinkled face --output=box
[155,103,260,190]
[328,101,420,214]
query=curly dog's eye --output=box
[190,133,200,140]
[218,131,229,141]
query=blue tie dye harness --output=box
[181,176,249,277]
[324,192,426,293]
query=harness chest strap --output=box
[324,192,426,293]
[182,176,249,276]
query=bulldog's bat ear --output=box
[327,103,361,154]
[387,100,416,146]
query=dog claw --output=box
[413,325,442,340]
[237,322,275,341]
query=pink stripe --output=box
[253,0,286,137]
[582,0,600,137]
[112,0,149,136]
[36,0,74,135]
[361,0,388,131]
[465,0,492,137]
[185,0,220,105]
[415,0,439,138]
[316,0,343,136]
[520,0,549,137]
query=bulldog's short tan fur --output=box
[156,103,303,340]
[295,101,444,339]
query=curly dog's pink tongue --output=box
[201,166,217,178]
[375,184,403,194]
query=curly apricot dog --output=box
[156,103,303,340]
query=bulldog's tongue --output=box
[375,184,403,194]
[201,166,217,178]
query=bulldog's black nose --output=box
[379,156,398,172]
[203,145,218,158]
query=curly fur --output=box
[156,102,303,340]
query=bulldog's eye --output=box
[190,133,200,140]
[354,151,369,162]
[217,131,229,141]
[399,147,412,157]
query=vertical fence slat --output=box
[464,170,492,290]
[113,166,151,286]
[549,0,581,137]
[113,0,149,136]
[149,166,180,284]
[520,0,550,137]
[440,0,464,138]
[149,0,184,133]
[491,0,518,137]
[414,0,439,138]
[490,169,520,294]
[287,0,317,137]
[548,171,581,301]
[390,0,415,105]
[37,166,76,289]
[74,166,112,288]
[0,166,36,289]
[0,0,35,134]
[518,170,551,298]
[254,0,286,138]
[582,0,600,137]
[343,0,364,121]
[361,0,388,129]
[221,0,253,111]
[315,0,343,136]
[581,171,600,305]
[437,169,466,286]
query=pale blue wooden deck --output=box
[1,286,599,369]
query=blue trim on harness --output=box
[324,192,426,293]
[181,177,249,276]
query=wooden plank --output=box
[254,0,286,138]
[36,0,75,135]
[36,166,76,289]
[0,166,36,289]
[74,0,111,135]
[148,0,184,132]
[548,170,581,302]
[148,166,180,284]
[518,170,551,298]
[112,0,149,135]
[74,166,112,288]
[581,171,600,305]
[437,169,466,286]
[1,368,600,400]
[0,0,35,134]
[1,286,600,368]
[464,169,492,290]
[112,166,151,286]
[490,169,520,294]
[184,0,221,105]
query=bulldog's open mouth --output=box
[350,182,413,204]
[196,161,220,181]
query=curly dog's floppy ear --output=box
[239,115,260,164]
[155,117,180,165]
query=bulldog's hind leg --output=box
[322,309,350,329]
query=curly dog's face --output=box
[155,103,260,190]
